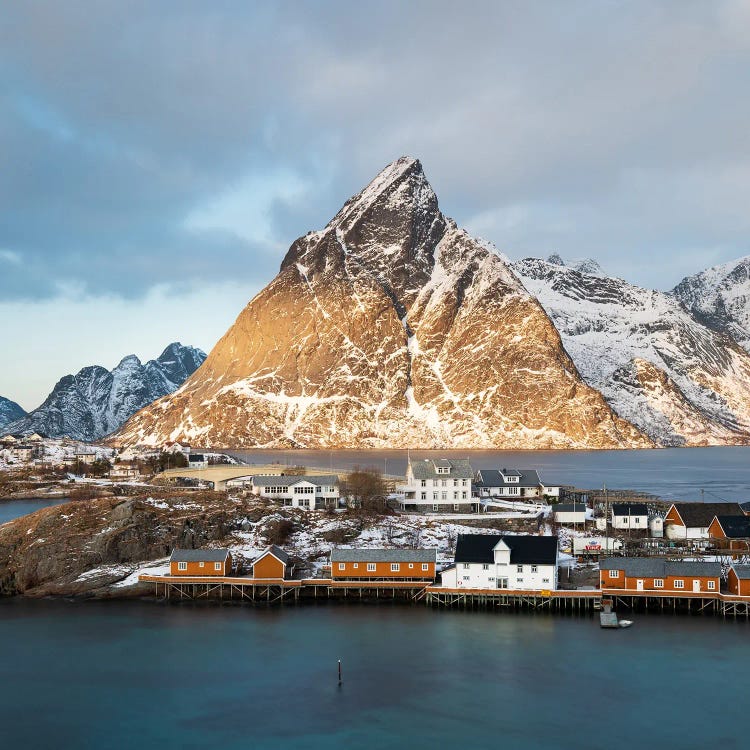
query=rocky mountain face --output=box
[115,158,648,449]
[671,256,750,354]
[514,256,750,446]
[8,343,206,442]
[0,397,26,431]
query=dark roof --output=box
[410,458,474,480]
[669,502,744,528]
[554,503,588,514]
[600,558,721,577]
[611,503,648,516]
[454,534,558,565]
[188,454,206,461]
[170,548,230,562]
[731,564,750,580]
[252,474,339,487]
[330,548,437,563]
[713,515,750,538]
[256,545,290,564]
[740,501,750,513]
[474,469,541,488]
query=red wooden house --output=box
[170,548,232,576]
[727,565,750,597]
[599,558,721,594]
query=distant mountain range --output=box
[5,343,206,442]
[0,397,26,432]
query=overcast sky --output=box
[2,1,750,409]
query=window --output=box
[482,564,490,570]
[453,492,458,500]
[454,479,458,487]
[422,564,429,571]
[462,479,467,486]
[199,562,204,568]
[634,517,640,524]
[516,578,524,583]
[421,479,426,487]
[517,565,523,573]
[531,565,537,573]
[353,563,358,569]
[178,562,187,571]
[214,562,222,571]
[462,491,467,499]
[453,504,459,511]
[462,575,470,581]
[674,579,684,589]
[610,570,620,578]
[463,564,470,570]
[367,563,376,572]
[442,479,447,487]
[488,577,495,582]
[441,492,447,501]
[295,485,314,494]
[391,563,400,572]
[338,563,346,570]
[421,492,427,500]
[654,579,664,588]
[408,563,414,569]
[315,486,322,492]
[542,578,550,584]
[432,504,439,511]
[507,487,519,495]
[707,580,716,590]
[433,492,438,500]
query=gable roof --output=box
[255,544,290,565]
[475,469,541,488]
[188,454,206,461]
[454,534,558,565]
[252,474,339,487]
[611,503,648,516]
[170,548,230,563]
[410,459,473,480]
[599,558,721,578]
[668,502,744,528]
[330,548,437,563]
[554,503,587,514]
[712,515,750,538]
[731,564,750,580]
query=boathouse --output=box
[251,545,293,580]
[707,515,750,551]
[664,502,745,540]
[610,503,648,530]
[330,548,437,581]
[169,548,232,576]
[727,565,750,596]
[553,503,588,525]
[440,534,558,590]
[599,558,720,594]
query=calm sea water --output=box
[0,599,746,750]
[0,496,70,525]
[230,446,750,502]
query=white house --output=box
[611,503,649,530]
[163,441,191,455]
[249,474,340,510]
[440,533,559,590]
[553,502,588,525]
[187,453,208,469]
[397,458,475,512]
[473,468,564,500]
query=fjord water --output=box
[1,599,746,750]
[0,497,69,525]
[231,446,750,502]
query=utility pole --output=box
[604,483,609,555]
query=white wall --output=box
[611,515,648,530]
[554,511,587,524]
[441,561,557,590]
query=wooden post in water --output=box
[338,659,342,686]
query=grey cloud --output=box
[1,0,749,300]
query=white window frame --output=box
[367,563,376,572]
[391,563,400,572]
[674,579,684,589]
[177,562,187,571]
[422,564,429,571]
[654,579,664,588]
[516,564,523,573]
[214,562,222,571]
[199,561,204,568]
[707,580,716,590]
[338,563,346,570]
[610,570,620,578]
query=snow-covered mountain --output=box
[114,157,648,449]
[0,397,26,432]
[8,343,206,442]
[671,256,750,353]
[514,257,750,446]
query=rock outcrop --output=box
[8,342,206,441]
[114,158,649,449]
[0,397,26,431]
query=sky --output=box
[2,1,750,409]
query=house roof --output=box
[252,474,339,487]
[668,502,744,527]
[170,548,230,562]
[554,503,587,514]
[474,469,541,488]
[410,459,473,480]
[454,534,558,565]
[599,558,721,578]
[330,548,437,563]
[611,503,648,516]
[713,515,750,538]
[731,564,750,580]
[255,545,290,565]
[188,454,206,461]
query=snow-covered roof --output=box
[253,474,339,487]
[330,548,437,563]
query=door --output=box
[693,579,701,593]
[497,578,508,589]
[636,579,644,591]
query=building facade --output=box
[440,534,559,591]
[249,475,340,510]
[727,565,750,596]
[169,548,232,576]
[398,458,474,512]
[664,502,745,540]
[610,503,649,530]
[474,469,563,500]
[599,558,721,594]
[330,548,437,581]
[251,545,293,579]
